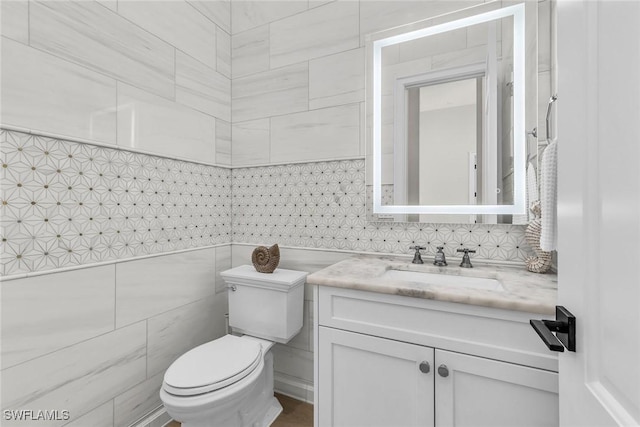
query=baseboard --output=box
[129,405,171,427]
[274,372,314,404]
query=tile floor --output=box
[165,393,313,427]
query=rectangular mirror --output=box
[366,2,540,224]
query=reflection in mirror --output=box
[368,3,538,224]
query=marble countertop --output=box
[307,255,557,315]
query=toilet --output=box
[160,265,307,427]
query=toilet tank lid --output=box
[221,265,308,289]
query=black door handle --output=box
[530,306,576,352]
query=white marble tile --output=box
[114,372,164,427]
[215,244,232,293]
[286,300,312,352]
[96,0,117,12]
[1,37,117,145]
[1,266,116,370]
[211,290,229,339]
[431,44,492,71]
[188,0,231,34]
[29,1,175,99]
[117,83,216,164]
[1,0,28,43]
[1,322,146,427]
[147,296,219,377]
[397,27,467,64]
[232,62,309,122]
[538,70,552,140]
[232,25,270,79]
[216,119,232,166]
[65,401,113,427]
[360,1,484,43]
[230,245,256,268]
[381,57,432,96]
[360,101,366,156]
[115,248,216,328]
[216,26,231,78]
[231,118,270,166]
[270,104,360,163]
[538,0,552,73]
[309,47,365,110]
[272,344,313,383]
[309,0,336,9]
[231,0,307,34]
[118,0,217,69]
[176,51,231,122]
[270,0,359,69]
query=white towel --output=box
[512,161,539,224]
[540,140,558,251]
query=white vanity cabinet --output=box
[319,327,435,427]
[314,286,559,427]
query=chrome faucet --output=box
[433,246,447,266]
[410,245,425,264]
[457,248,476,268]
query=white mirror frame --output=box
[372,3,526,216]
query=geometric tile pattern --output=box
[1,128,531,276]
[233,161,533,263]
[0,129,231,276]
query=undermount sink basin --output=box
[382,269,505,292]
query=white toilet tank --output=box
[220,265,307,343]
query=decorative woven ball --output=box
[524,201,552,273]
[252,244,280,273]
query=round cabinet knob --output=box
[419,361,430,374]
[230,285,237,292]
[438,364,449,377]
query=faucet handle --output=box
[410,245,425,264]
[457,248,476,268]
[457,248,476,254]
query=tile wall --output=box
[229,0,552,401]
[1,1,231,426]
[1,0,553,423]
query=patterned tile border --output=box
[232,161,533,263]
[1,129,532,276]
[0,130,231,276]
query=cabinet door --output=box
[318,327,434,427]
[435,350,558,427]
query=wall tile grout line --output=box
[0,125,233,169]
[0,128,233,277]
[231,100,363,128]
[0,319,147,373]
[1,291,217,375]
[185,1,231,37]
[24,3,178,103]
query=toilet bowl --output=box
[160,265,307,427]
[160,335,280,427]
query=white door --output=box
[318,327,434,427]
[435,349,558,427]
[557,1,640,425]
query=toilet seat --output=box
[163,335,262,397]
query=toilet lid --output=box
[163,335,262,396]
